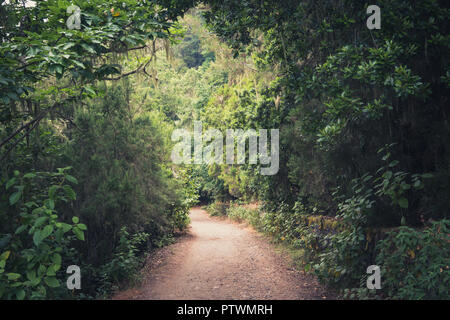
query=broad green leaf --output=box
[9,191,21,205]
[63,185,76,200]
[0,251,10,261]
[398,198,409,209]
[15,225,27,235]
[62,42,76,50]
[41,225,54,240]
[48,185,58,200]
[33,230,42,246]
[34,216,48,228]
[60,223,72,233]
[26,270,36,281]
[73,227,84,241]
[382,171,393,180]
[16,289,25,300]
[80,43,96,54]
[46,265,56,276]
[5,178,16,190]
[65,175,78,184]
[37,265,46,277]
[44,276,60,288]
[77,223,87,231]
[46,199,55,210]
[52,253,62,265]
[6,273,21,280]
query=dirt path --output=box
[113,207,331,300]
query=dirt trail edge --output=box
[112,207,332,300]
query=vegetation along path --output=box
[113,207,331,300]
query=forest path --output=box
[112,207,331,300]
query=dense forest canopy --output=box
[0,0,448,300]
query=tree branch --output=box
[0,102,60,161]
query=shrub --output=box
[97,227,149,295]
[375,220,450,300]
[206,202,229,216]
[227,205,262,229]
[0,169,84,299]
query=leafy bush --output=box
[206,202,230,217]
[0,168,84,299]
[376,220,449,300]
[227,205,262,229]
[97,227,149,295]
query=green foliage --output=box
[61,81,191,275]
[97,227,149,295]
[1,0,449,300]
[0,168,83,299]
[205,202,229,217]
[0,0,195,296]
[376,220,450,300]
[227,205,263,230]
[196,0,450,299]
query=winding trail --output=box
[113,207,331,300]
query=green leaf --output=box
[34,216,48,228]
[398,198,409,209]
[73,227,85,241]
[0,251,10,261]
[63,185,76,200]
[83,86,96,97]
[77,223,87,231]
[72,216,79,224]
[15,225,27,234]
[37,265,46,277]
[48,185,58,200]
[401,183,411,190]
[65,175,78,184]
[389,160,399,167]
[44,276,60,288]
[55,228,63,242]
[33,230,42,246]
[9,191,21,205]
[16,289,25,300]
[52,253,62,266]
[7,273,21,280]
[62,42,76,50]
[41,225,53,240]
[382,171,393,180]
[46,265,56,276]
[5,178,16,190]
[72,60,86,69]
[26,270,36,281]
[46,199,55,210]
[60,223,72,233]
[80,43,96,54]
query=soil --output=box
[112,207,333,300]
